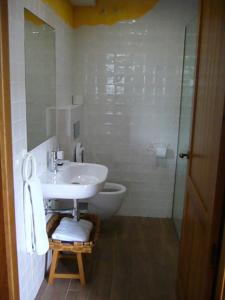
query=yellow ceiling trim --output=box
[24,9,45,26]
[42,0,74,27]
[42,0,159,28]
[73,0,159,28]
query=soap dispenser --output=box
[56,145,64,166]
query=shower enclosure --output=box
[172,18,198,237]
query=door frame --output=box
[214,101,225,300]
[0,0,19,299]
[215,223,225,299]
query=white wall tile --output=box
[73,0,197,218]
[8,0,73,299]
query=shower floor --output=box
[36,216,178,300]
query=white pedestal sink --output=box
[39,161,108,200]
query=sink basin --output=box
[40,162,108,199]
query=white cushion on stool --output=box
[52,219,93,242]
[61,217,93,231]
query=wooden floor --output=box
[36,216,179,300]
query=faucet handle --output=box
[51,150,57,160]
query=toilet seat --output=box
[100,182,126,195]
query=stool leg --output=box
[48,250,59,285]
[77,253,86,285]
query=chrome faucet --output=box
[49,150,58,173]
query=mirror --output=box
[24,9,56,151]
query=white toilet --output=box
[87,182,126,219]
[74,143,126,219]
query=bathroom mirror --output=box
[24,9,56,151]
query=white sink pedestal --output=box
[72,199,79,221]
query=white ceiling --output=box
[70,0,96,6]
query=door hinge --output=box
[211,243,219,268]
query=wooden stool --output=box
[46,213,100,285]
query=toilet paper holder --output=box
[155,145,167,158]
[154,143,168,158]
[146,143,168,158]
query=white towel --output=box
[52,219,93,242]
[23,178,49,255]
[30,178,49,255]
[23,154,49,255]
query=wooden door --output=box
[177,0,225,299]
[0,0,19,299]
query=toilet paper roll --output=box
[155,146,167,158]
[74,142,85,162]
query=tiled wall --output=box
[57,104,83,161]
[8,0,73,299]
[73,0,197,217]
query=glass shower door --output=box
[172,18,198,237]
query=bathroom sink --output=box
[39,162,108,199]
